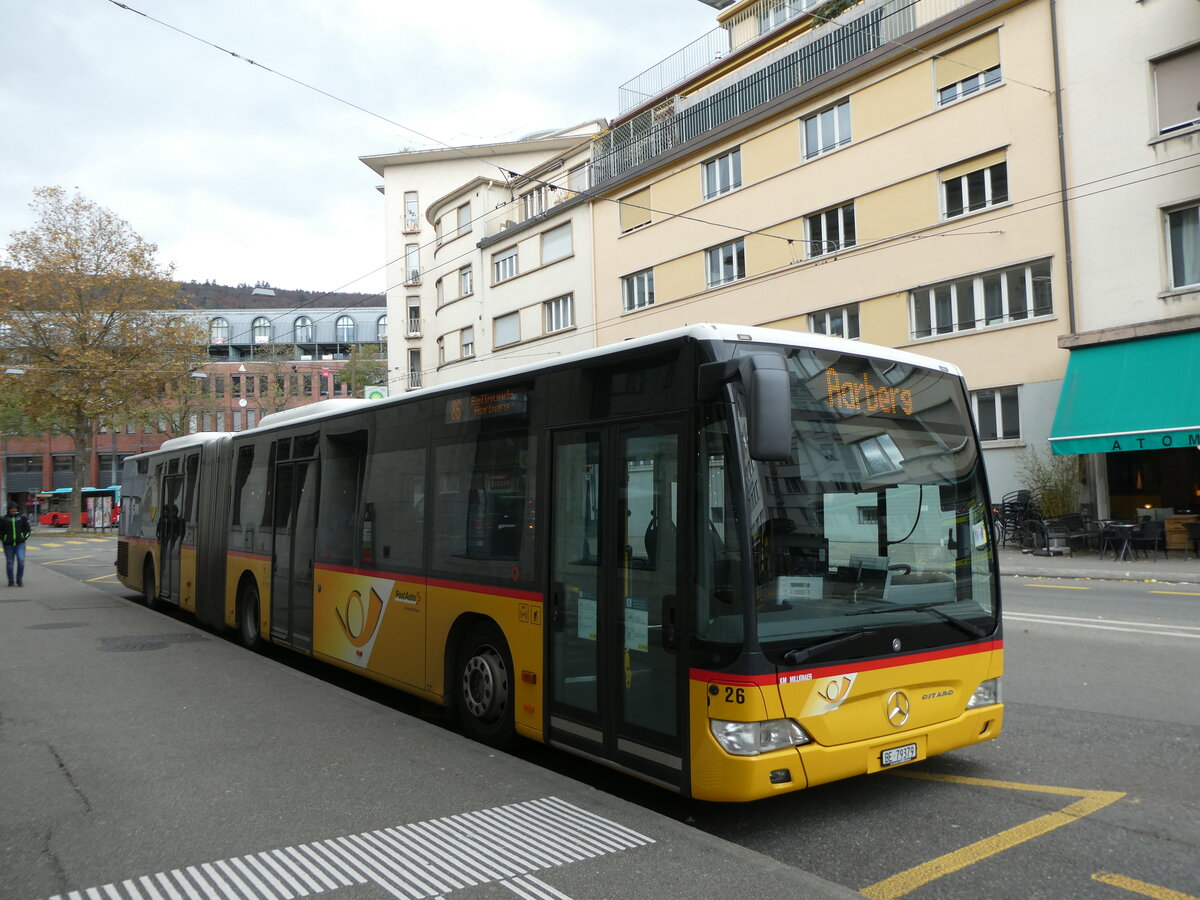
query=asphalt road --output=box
[14,533,1200,900]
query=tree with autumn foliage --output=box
[0,187,208,529]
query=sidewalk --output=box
[998,545,1200,584]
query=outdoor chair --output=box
[1131,520,1166,559]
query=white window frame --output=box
[456,203,471,237]
[809,304,860,339]
[405,244,420,284]
[407,349,421,388]
[209,317,229,344]
[294,316,313,343]
[406,299,421,337]
[461,326,474,359]
[938,64,1002,106]
[1167,203,1199,290]
[943,161,1008,219]
[706,238,746,288]
[910,259,1053,339]
[1154,46,1200,136]
[544,294,574,333]
[972,386,1021,442]
[404,191,419,232]
[521,188,546,220]
[702,148,742,200]
[336,315,356,343]
[251,316,270,344]
[376,315,387,341]
[460,266,473,297]
[807,203,856,257]
[494,312,520,348]
[493,247,518,283]
[803,100,851,159]
[622,268,655,311]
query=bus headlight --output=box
[710,718,812,756]
[966,678,1001,708]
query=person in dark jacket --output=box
[2,503,31,587]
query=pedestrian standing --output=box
[2,503,31,587]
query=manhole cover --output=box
[100,633,209,652]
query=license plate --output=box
[881,742,918,767]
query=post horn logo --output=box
[335,587,384,648]
[886,690,911,727]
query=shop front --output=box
[1049,330,1200,528]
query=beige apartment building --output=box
[588,0,1069,503]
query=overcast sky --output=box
[1,0,719,296]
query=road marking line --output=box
[1005,613,1200,639]
[88,573,121,583]
[1023,583,1092,590]
[42,555,94,565]
[860,773,1124,900]
[1093,871,1199,900]
[44,797,648,900]
[1149,590,1200,596]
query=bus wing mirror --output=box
[697,355,792,462]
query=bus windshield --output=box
[697,343,997,662]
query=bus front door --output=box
[548,420,686,790]
[158,471,183,603]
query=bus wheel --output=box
[238,580,263,651]
[456,621,514,748]
[142,559,160,610]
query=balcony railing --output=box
[595,0,966,184]
[406,317,423,338]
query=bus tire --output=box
[142,559,160,610]
[238,579,263,651]
[456,621,514,748]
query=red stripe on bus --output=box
[689,640,1003,685]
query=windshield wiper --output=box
[846,600,989,639]
[783,627,872,665]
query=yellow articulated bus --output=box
[116,324,1003,802]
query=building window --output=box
[336,315,355,343]
[939,64,1001,106]
[807,203,856,256]
[405,244,420,284]
[436,277,446,308]
[702,148,742,200]
[460,266,473,297]
[461,326,474,358]
[569,165,590,193]
[252,316,270,344]
[521,188,546,221]
[209,317,229,344]
[404,191,419,232]
[457,202,471,236]
[294,316,313,343]
[973,387,1021,441]
[803,100,850,159]
[1167,203,1199,289]
[407,349,421,389]
[377,315,387,341]
[936,32,1002,106]
[494,312,520,348]
[1153,45,1200,136]
[406,299,421,336]
[910,259,1053,338]
[759,0,802,32]
[943,160,1008,219]
[542,223,573,264]
[810,304,860,340]
[494,247,518,283]
[622,268,655,311]
[706,238,746,287]
[544,294,574,333]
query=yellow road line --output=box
[87,573,119,583]
[1024,583,1091,590]
[1093,871,1199,900]
[1149,590,1200,597]
[861,772,1125,900]
[41,556,94,565]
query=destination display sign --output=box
[444,388,529,424]
[824,367,915,417]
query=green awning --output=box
[1049,331,1200,455]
